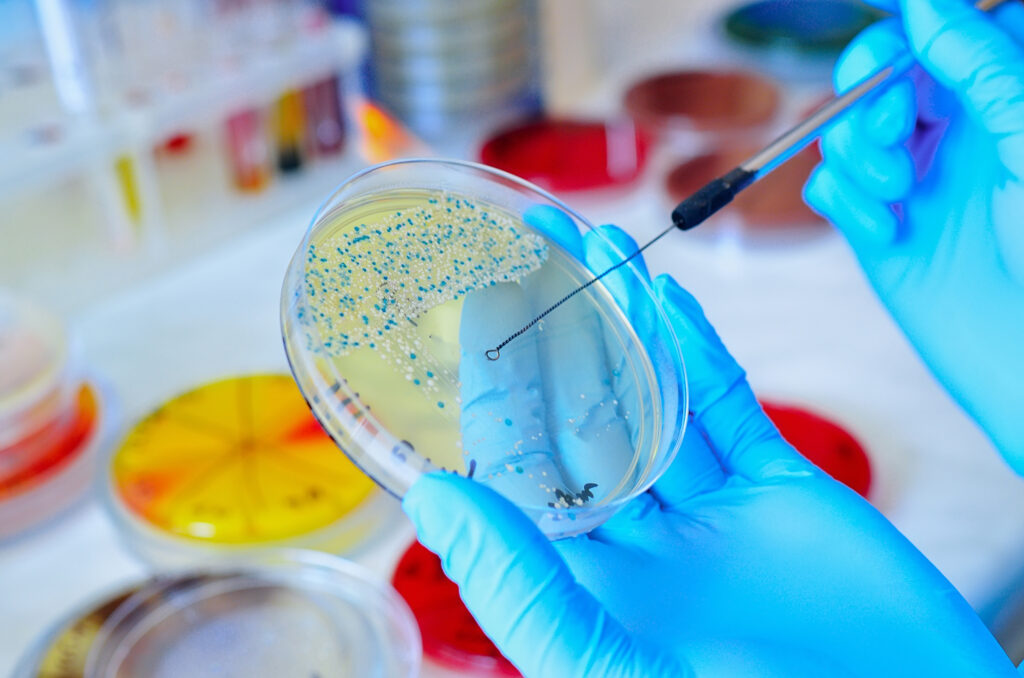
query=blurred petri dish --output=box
[12,585,139,678]
[724,0,880,57]
[717,0,882,82]
[0,382,111,540]
[479,117,649,193]
[762,401,872,497]
[0,291,75,455]
[665,143,826,243]
[282,159,687,538]
[0,292,111,539]
[103,374,397,567]
[85,550,420,678]
[392,540,519,676]
[624,69,780,142]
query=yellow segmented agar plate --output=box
[111,375,375,544]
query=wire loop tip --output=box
[485,349,501,361]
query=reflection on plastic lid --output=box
[761,401,872,497]
[393,540,519,676]
[479,118,649,192]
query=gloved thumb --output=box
[900,0,1024,174]
[402,473,690,678]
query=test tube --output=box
[224,107,271,192]
[271,88,308,173]
[302,74,346,157]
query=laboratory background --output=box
[2,0,1024,676]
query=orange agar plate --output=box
[111,375,376,545]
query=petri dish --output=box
[762,401,872,497]
[718,1,881,82]
[282,158,687,538]
[392,540,519,676]
[723,0,880,56]
[83,550,420,678]
[103,374,398,567]
[12,584,140,678]
[624,69,779,145]
[478,117,650,193]
[0,382,111,539]
[0,291,112,539]
[0,290,76,459]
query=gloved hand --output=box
[403,216,1017,677]
[804,0,1024,471]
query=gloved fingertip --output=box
[804,165,899,248]
[835,18,908,92]
[594,223,639,253]
[585,224,651,282]
[863,78,918,147]
[402,471,464,537]
[524,204,584,260]
[802,164,829,212]
[654,274,701,318]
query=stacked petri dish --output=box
[14,550,421,678]
[0,291,111,539]
[101,374,401,568]
[364,0,542,142]
[281,158,687,538]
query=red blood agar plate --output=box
[479,118,649,192]
[761,401,872,497]
[624,70,780,142]
[392,540,520,676]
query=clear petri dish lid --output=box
[102,374,400,568]
[12,583,140,678]
[0,290,75,448]
[86,550,421,678]
[282,158,687,538]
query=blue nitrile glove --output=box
[402,216,1017,677]
[804,0,1024,470]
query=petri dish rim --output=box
[85,549,421,678]
[281,158,688,535]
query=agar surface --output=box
[302,192,548,400]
